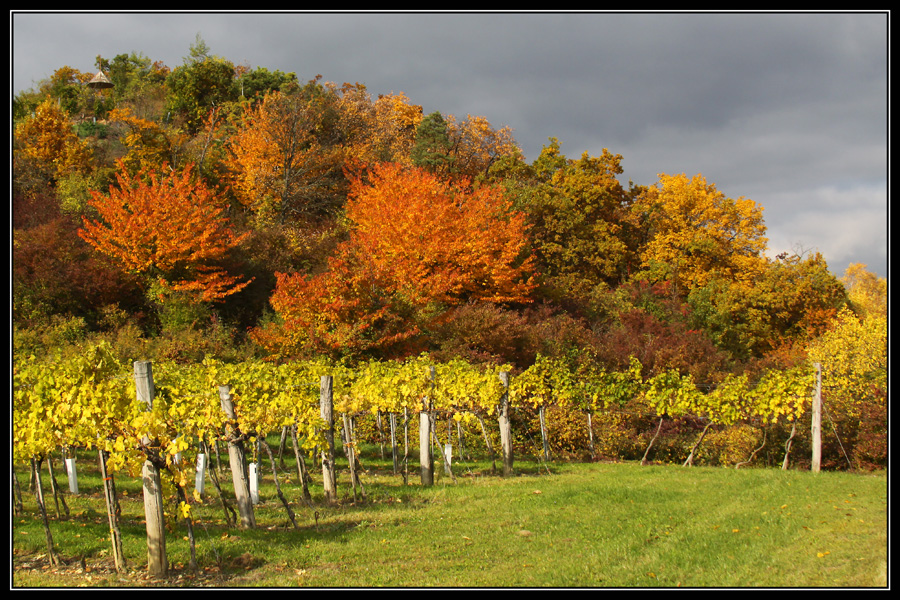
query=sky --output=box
[11,11,890,280]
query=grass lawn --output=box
[12,444,888,588]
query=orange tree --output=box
[253,162,536,361]
[78,161,251,305]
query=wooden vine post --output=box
[218,385,256,528]
[419,367,435,486]
[811,362,822,473]
[320,375,337,502]
[134,360,167,578]
[498,371,514,477]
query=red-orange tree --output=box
[78,162,251,303]
[254,163,536,360]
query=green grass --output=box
[12,444,888,588]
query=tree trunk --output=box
[782,421,797,470]
[342,414,364,501]
[205,447,237,527]
[45,452,69,520]
[219,385,256,529]
[320,376,337,503]
[172,479,198,573]
[98,449,127,573]
[289,424,313,505]
[431,414,457,484]
[260,439,299,528]
[539,404,551,462]
[736,428,767,469]
[641,417,664,466]
[402,407,410,486]
[389,412,400,475]
[683,421,713,467]
[477,414,498,474]
[31,457,61,567]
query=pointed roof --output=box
[87,70,113,89]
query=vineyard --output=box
[14,341,868,584]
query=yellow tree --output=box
[807,304,887,468]
[445,114,520,181]
[371,92,423,164]
[636,173,767,295]
[14,97,93,186]
[841,263,887,319]
[109,106,189,174]
[78,161,251,303]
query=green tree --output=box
[492,138,637,318]
[164,37,237,134]
[687,251,847,363]
[411,111,455,174]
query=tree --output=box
[841,263,886,320]
[807,305,887,469]
[687,251,847,362]
[78,162,251,304]
[14,98,93,189]
[636,173,768,295]
[109,106,188,174]
[38,66,93,116]
[510,139,635,305]
[371,92,423,164]
[13,216,142,327]
[233,65,298,101]
[225,86,344,224]
[411,111,520,181]
[96,52,170,120]
[411,111,455,175]
[164,40,237,134]
[254,163,536,360]
[445,113,520,181]
[255,251,420,361]
[344,163,536,306]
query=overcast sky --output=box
[11,11,889,279]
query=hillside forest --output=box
[12,41,887,469]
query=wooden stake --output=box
[498,371,514,477]
[811,363,822,473]
[134,360,167,578]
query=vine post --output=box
[498,371,514,476]
[419,366,435,486]
[134,360,167,578]
[218,385,256,528]
[811,362,822,473]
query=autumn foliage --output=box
[78,162,251,303]
[254,163,536,359]
[13,46,886,470]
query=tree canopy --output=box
[13,39,876,381]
